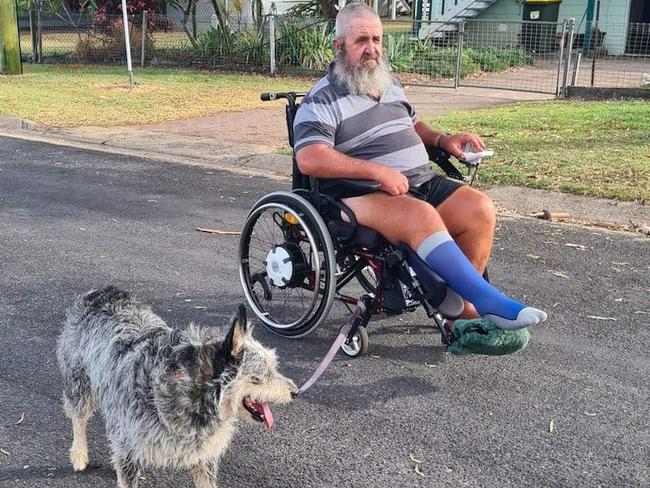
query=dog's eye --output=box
[172,370,183,380]
[251,376,261,385]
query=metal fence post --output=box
[560,18,575,98]
[454,20,465,90]
[269,4,276,75]
[555,19,568,97]
[36,8,42,63]
[29,8,38,63]
[120,0,134,86]
[141,10,147,68]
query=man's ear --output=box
[223,304,250,358]
[332,37,341,53]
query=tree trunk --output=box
[318,0,338,20]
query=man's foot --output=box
[483,307,547,330]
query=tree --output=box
[0,0,23,74]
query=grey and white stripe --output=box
[294,65,433,179]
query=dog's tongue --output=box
[251,400,274,430]
[260,402,273,430]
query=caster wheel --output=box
[341,325,369,358]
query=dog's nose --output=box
[291,390,299,399]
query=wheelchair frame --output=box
[238,91,482,357]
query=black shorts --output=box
[322,174,465,207]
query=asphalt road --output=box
[0,136,648,488]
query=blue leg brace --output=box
[417,231,547,330]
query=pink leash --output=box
[296,299,367,395]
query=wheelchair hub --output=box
[265,243,308,288]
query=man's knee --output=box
[442,187,495,232]
[472,191,496,230]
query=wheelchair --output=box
[238,92,486,358]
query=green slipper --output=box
[448,318,530,356]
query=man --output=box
[293,4,546,330]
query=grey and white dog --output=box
[57,286,297,488]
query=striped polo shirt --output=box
[293,64,433,185]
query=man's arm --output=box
[413,118,485,160]
[295,144,409,196]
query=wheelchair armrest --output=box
[335,179,382,191]
[425,145,465,182]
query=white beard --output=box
[332,51,394,98]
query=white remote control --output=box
[462,150,494,164]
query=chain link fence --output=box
[17,8,650,96]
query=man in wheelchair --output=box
[293,4,546,331]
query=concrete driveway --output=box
[0,137,648,488]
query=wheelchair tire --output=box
[239,191,336,338]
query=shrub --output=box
[277,21,333,70]
[384,34,413,72]
[465,48,508,72]
[73,19,154,62]
[411,44,480,78]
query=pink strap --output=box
[297,300,367,395]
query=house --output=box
[417,0,650,55]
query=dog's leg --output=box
[192,460,220,488]
[114,456,142,488]
[62,368,96,471]
[69,414,91,471]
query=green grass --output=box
[2,65,648,202]
[0,64,312,127]
[423,100,650,202]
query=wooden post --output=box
[0,0,23,74]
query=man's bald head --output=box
[335,3,380,40]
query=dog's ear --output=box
[170,328,183,345]
[223,304,250,358]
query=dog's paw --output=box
[70,448,89,471]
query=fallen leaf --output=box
[549,419,555,433]
[526,254,540,260]
[196,227,241,236]
[414,464,426,477]
[15,412,25,425]
[548,270,570,278]
[584,411,598,416]
[409,453,423,464]
[565,243,587,251]
[424,362,437,368]
[586,315,617,321]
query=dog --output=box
[57,286,297,488]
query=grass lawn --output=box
[0,64,312,126]
[424,100,650,203]
[1,65,648,202]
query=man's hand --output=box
[377,166,409,196]
[439,133,486,161]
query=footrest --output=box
[448,319,530,356]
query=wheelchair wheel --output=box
[239,191,336,338]
[341,325,368,358]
